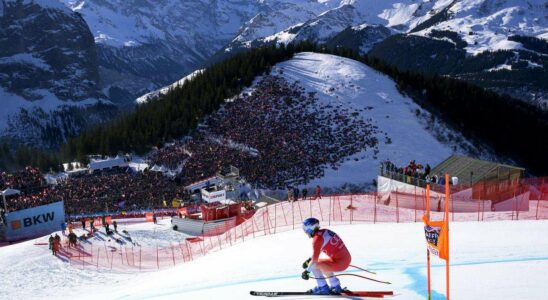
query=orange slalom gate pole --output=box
[426,184,431,300]
[445,174,450,300]
[427,249,431,300]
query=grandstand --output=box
[377,155,531,212]
[432,155,524,186]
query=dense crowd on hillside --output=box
[2,75,379,214]
[0,167,45,193]
[2,168,188,215]
[151,76,379,189]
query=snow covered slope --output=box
[135,69,204,104]
[270,52,480,188]
[407,0,548,55]
[1,218,548,299]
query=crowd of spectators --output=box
[2,167,188,215]
[379,159,454,186]
[151,76,379,189]
[2,76,380,215]
[381,160,431,180]
[0,167,45,193]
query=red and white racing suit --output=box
[307,229,351,287]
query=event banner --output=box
[201,189,226,203]
[424,224,448,260]
[5,201,65,242]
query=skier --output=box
[301,217,351,295]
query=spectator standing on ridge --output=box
[302,188,308,200]
[153,213,157,224]
[53,234,61,255]
[294,187,300,201]
[81,218,86,230]
[315,185,322,200]
[48,235,54,252]
[287,187,294,202]
[113,220,118,232]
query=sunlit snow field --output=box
[1,218,547,300]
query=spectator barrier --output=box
[61,187,548,272]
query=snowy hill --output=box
[1,217,548,299]
[237,52,485,189]
[147,52,498,191]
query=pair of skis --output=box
[250,290,393,298]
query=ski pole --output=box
[310,273,391,285]
[349,264,376,275]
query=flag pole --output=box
[445,174,450,300]
[426,184,431,300]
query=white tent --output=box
[89,155,128,171]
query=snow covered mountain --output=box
[61,0,260,104]
[369,0,548,108]
[220,0,547,107]
[0,0,117,148]
[2,0,546,148]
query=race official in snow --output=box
[301,217,351,295]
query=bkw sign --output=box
[5,201,65,242]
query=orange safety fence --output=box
[60,178,548,272]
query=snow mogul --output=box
[301,217,351,295]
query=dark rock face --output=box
[325,25,392,54]
[0,0,100,101]
[369,34,548,109]
[0,0,116,149]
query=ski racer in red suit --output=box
[301,217,351,295]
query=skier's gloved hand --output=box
[301,270,310,280]
[302,258,311,269]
